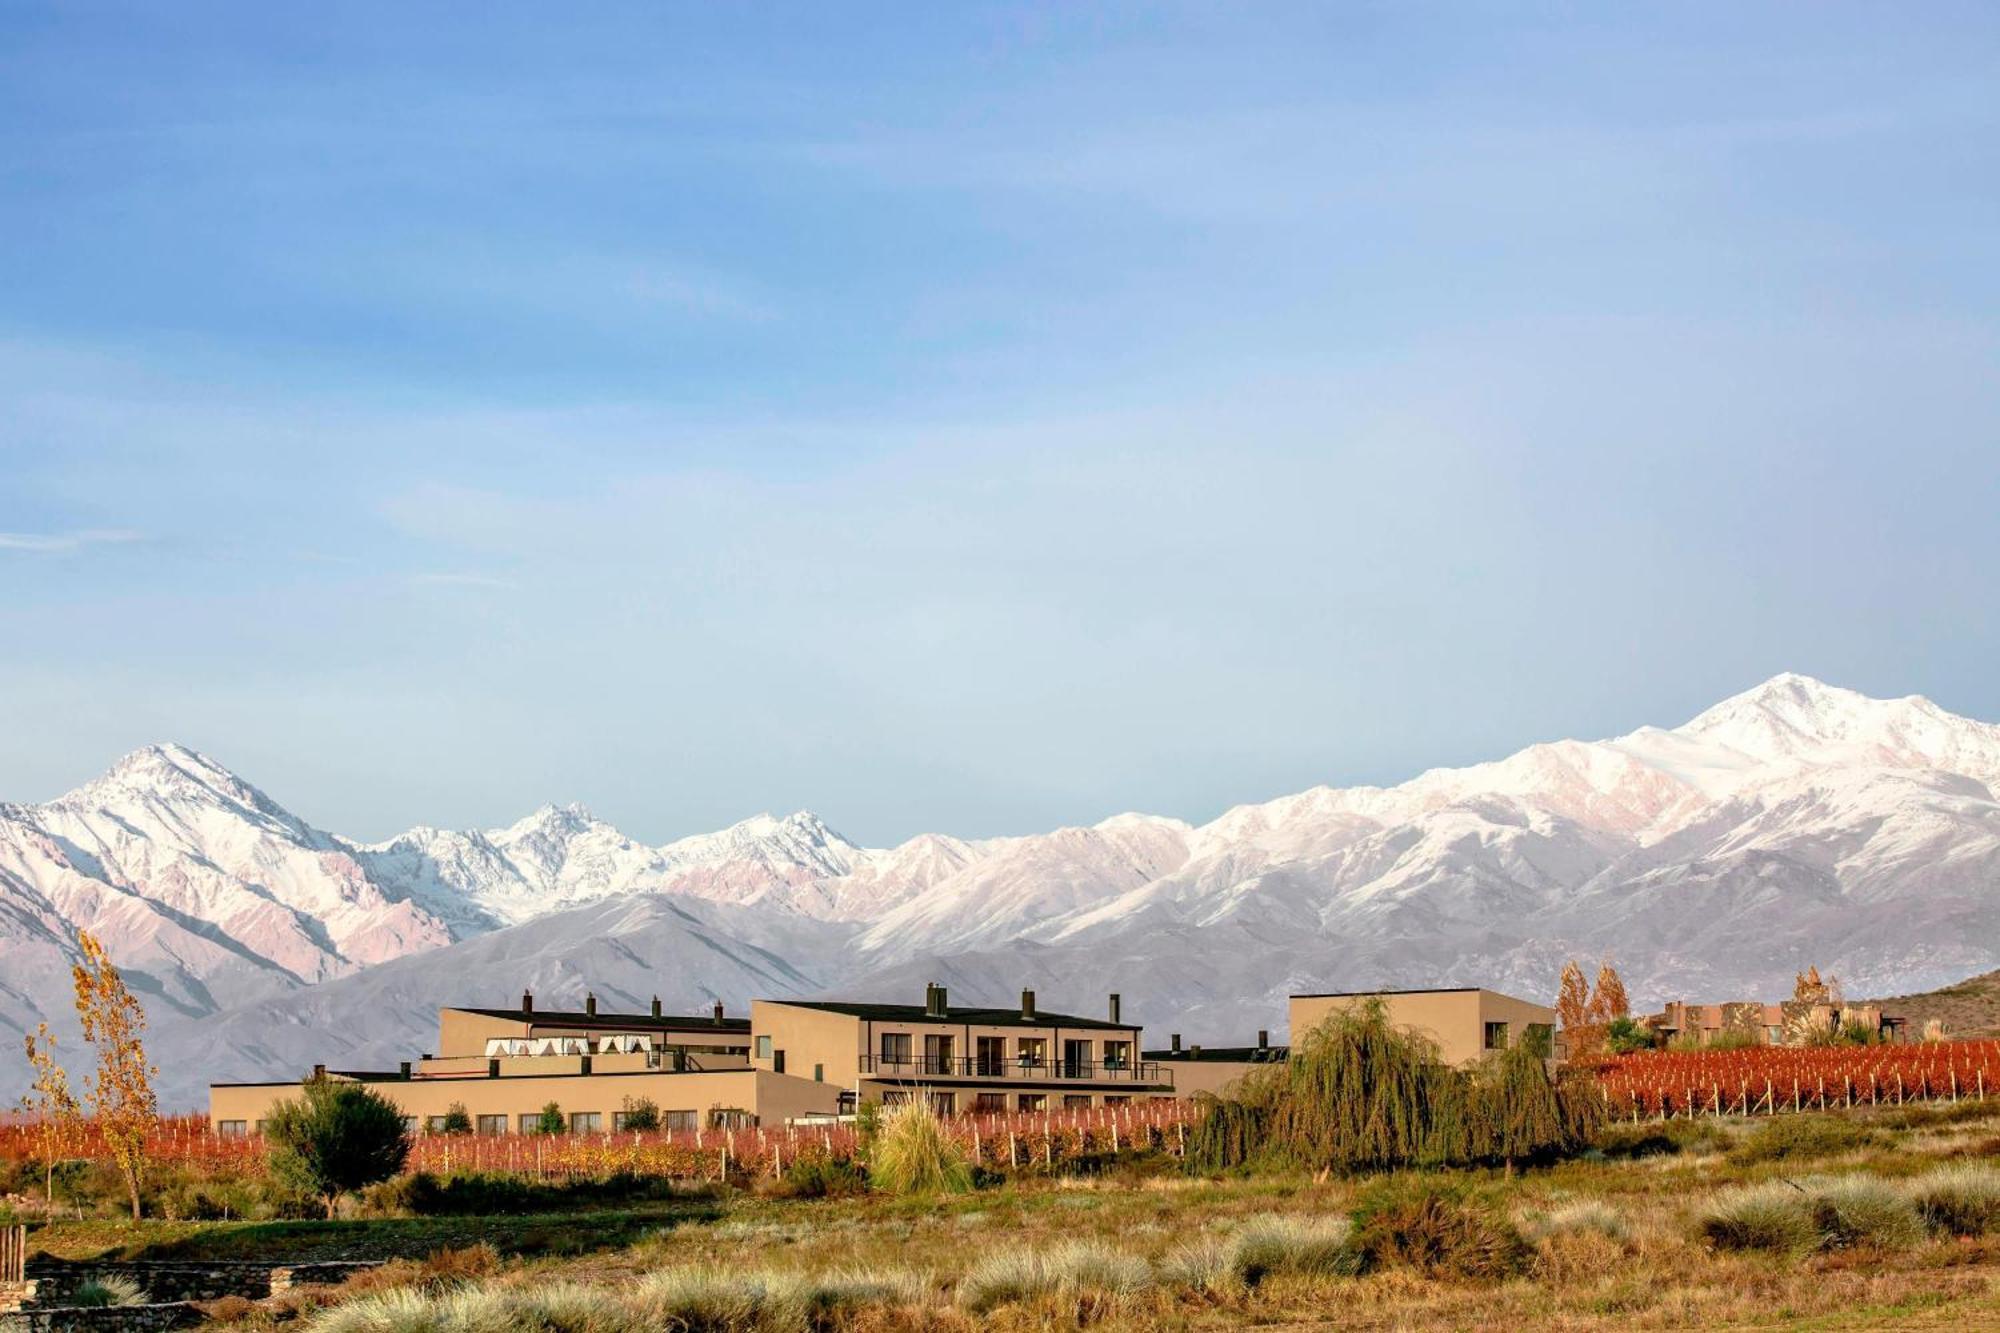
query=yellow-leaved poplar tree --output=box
[72,930,157,1219]
[1591,963,1630,1024]
[1556,960,1597,1060]
[20,1023,84,1204]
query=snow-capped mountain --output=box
[8,673,2000,1106]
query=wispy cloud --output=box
[0,528,143,554]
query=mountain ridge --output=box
[6,672,1999,1106]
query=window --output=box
[972,1093,1007,1114]
[1104,1096,1129,1107]
[570,1111,603,1134]
[665,1110,699,1133]
[254,1120,270,1136]
[1064,1094,1091,1109]
[1016,1037,1046,1069]
[1062,1039,1091,1078]
[975,1036,1007,1076]
[1102,1040,1130,1071]
[927,1092,956,1116]
[756,1035,773,1060]
[1017,1092,1045,1112]
[1483,1022,1509,1051]
[425,1115,452,1134]
[879,1032,912,1070]
[476,1114,507,1136]
[401,1116,419,1134]
[923,1033,955,1075]
[813,1063,824,1083]
[518,1114,541,1135]
[217,1120,246,1138]
[882,1090,911,1106]
[772,1049,785,1074]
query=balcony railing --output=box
[858,1055,1169,1084]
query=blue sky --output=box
[3,4,1998,845]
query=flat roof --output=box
[446,1006,751,1033]
[771,1000,1135,1031]
[1142,1045,1290,1063]
[1290,987,1485,998]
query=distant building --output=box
[209,983,1173,1133]
[1142,1030,1288,1099]
[1290,987,1556,1066]
[1649,998,1898,1046]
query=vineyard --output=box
[1595,1039,2000,1118]
[0,1101,1199,1184]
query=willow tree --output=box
[1189,998,1596,1176]
[72,931,156,1219]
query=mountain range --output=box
[4,672,1998,1107]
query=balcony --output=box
[858,1055,1171,1085]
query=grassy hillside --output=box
[1875,969,2000,1039]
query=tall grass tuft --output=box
[1808,1176,1925,1250]
[69,1276,148,1309]
[1227,1215,1357,1285]
[1909,1163,2000,1237]
[1697,1182,1820,1255]
[868,1099,972,1196]
[958,1242,1151,1313]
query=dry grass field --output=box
[28,1098,2000,1331]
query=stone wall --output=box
[0,1301,200,1332]
[24,1259,380,1304]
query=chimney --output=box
[712,999,725,1024]
[311,1063,326,1081]
[398,1060,411,1080]
[521,989,534,1014]
[1021,989,1036,1020]
[925,983,947,1018]
[585,993,597,1017]
[1258,1029,1269,1049]
[488,1057,500,1078]
[1108,993,1121,1025]
[651,996,662,1018]
[1170,1034,1181,1053]
[1189,1044,1201,1059]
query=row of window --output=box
[880,1091,1131,1114]
[216,1109,705,1138]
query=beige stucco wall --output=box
[209,1068,840,1132]
[1290,990,1554,1066]
[1154,1058,1276,1099]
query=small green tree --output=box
[618,1096,660,1131]
[536,1102,566,1135]
[1605,1016,1655,1054]
[264,1079,410,1217]
[439,1102,472,1135]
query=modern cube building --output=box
[1288,987,1556,1065]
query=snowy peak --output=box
[1676,673,2000,780]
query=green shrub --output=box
[1605,1016,1656,1054]
[959,1241,1151,1313]
[1728,1114,1875,1166]
[1347,1177,1530,1280]
[70,1276,148,1309]
[778,1154,868,1199]
[1697,1182,1818,1254]
[264,1079,411,1218]
[537,1102,566,1135]
[869,1100,971,1196]
[1908,1163,2000,1237]
[1592,1119,1726,1159]
[619,1097,661,1132]
[437,1103,472,1136]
